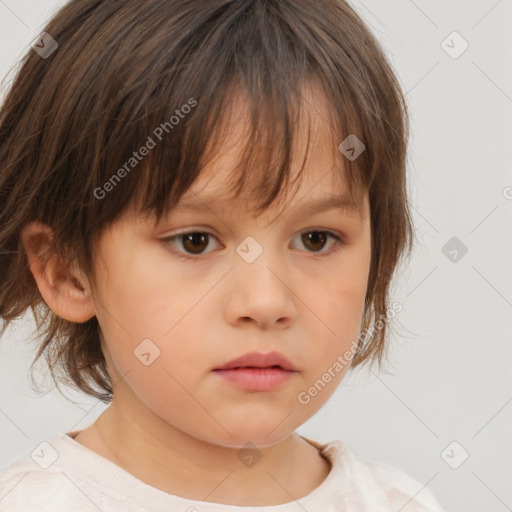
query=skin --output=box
[21,83,372,506]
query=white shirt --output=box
[0,431,446,511]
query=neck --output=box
[89,401,330,506]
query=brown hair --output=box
[0,0,413,402]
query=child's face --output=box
[89,90,371,448]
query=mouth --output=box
[213,351,298,391]
[213,351,298,372]
[212,367,297,391]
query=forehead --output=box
[172,165,365,222]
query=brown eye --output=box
[301,231,328,252]
[292,230,345,256]
[180,232,210,254]
[163,231,218,257]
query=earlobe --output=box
[20,221,96,323]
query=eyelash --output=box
[161,229,347,260]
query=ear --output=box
[20,221,96,323]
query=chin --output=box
[199,422,295,449]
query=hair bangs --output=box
[107,0,369,231]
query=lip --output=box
[213,351,298,371]
[212,351,298,392]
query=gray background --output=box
[1,1,511,511]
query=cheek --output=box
[304,287,365,370]
[93,227,235,366]
[299,243,370,376]
[92,237,202,337]
[324,245,371,329]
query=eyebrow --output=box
[172,194,362,217]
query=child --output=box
[0,0,446,510]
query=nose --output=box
[224,246,297,330]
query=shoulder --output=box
[315,438,446,511]
[0,441,140,512]
[357,453,444,511]
[0,454,98,511]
